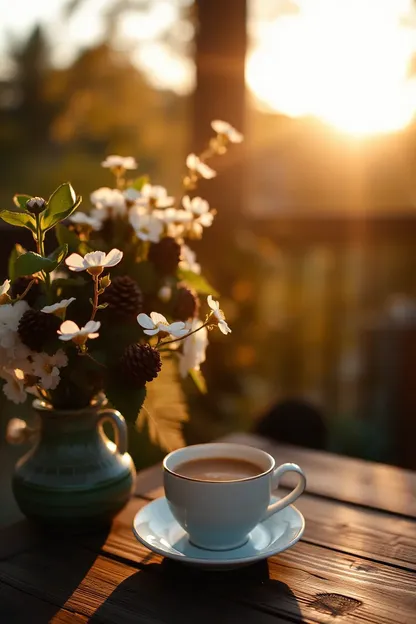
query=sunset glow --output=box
[246,0,416,135]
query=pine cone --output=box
[11,277,41,307]
[148,237,181,276]
[174,287,199,321]
[120,343,162,387]
[18,309,61,352]
[101,275,143,319]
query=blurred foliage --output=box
[0,24,190,211]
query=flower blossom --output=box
[58,320,101,345]
[179,245,201,275]
[137,312,189,338]
[70,211,102,231]
[1,368,27,404]
[182,196,214,238]
[65,249,123,275]
[32,350,68,390]
[0,280,11,297]
[136,184,175,209]
[178,319,208,378]
[211,120,243,143]
[90,187,127,220]
[186,154,216,179]
[207,295,231,335]
[129,209,164,243]
[41,298,76,316]
[101,155,137,170]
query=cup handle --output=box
[98,408,128,455]
[264,463,306,519]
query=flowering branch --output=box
[158,315,214,349]
[90,275,100,321]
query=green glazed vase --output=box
[12,396,136,529]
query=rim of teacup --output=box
[163,442,275,483]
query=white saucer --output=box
[132,496,305,569]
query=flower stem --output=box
[158,315,213,349]
[35,215,51,297]
[13,279,35,303]
[90,275,100,320]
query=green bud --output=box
[26,197,47,216]
[100,275,111,289]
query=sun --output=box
[246,0,416,136]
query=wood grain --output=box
[134,434,416,519]
[0,580,87,624]
[110,493,416,573]
[221,433,416,518]
[1,436,416,623]
[1,525,415,624]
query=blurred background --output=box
[1,0,416,472]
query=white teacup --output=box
[163,442,306,551]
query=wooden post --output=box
[192,0,247,222]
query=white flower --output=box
[137,312,189,338]
[41,298,76,315]
[136,184,175,209]
[129,209,164,243]
[6,417,28,443]
[1,369,27,404]
[158,285,172,303]
[0,279,11,296]
[182,196,210,217]
[124,187,142,203]
[179,245,201,275]
[0,301,29,350]
[70,211,102,231]
[186,154,216,179]
[101,155,137,170]
[207,295,231,335]
[90,187,126,219]
[211,120,243,143]
[32,350,68,390]
[188,212,214,238]
[162,207,193,224]
[65,249,123,275]
[58,320,101,345]
[178,319,208,378]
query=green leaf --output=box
[40,183,81,231]
[13,194,32,211]
[48,244,68,268]
[131,175,149,191]
[8,244,26,282]
[96,302,109,310]
[14,245,68,278]
[0,210,36,233]
[177,269,219,297]
[55,223,81,254]
[189,368,208,394]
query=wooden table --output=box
[0,433,415,623]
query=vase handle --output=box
[98,408,128,455]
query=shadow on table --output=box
[89,559,303,623]
[0,523,111,624]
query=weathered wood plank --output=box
[0,547,294,624]
[0,580,87,624]
[134,435,416,519]
[220,433,416,517]
[109,493,416,573]
[1,532,415,624]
